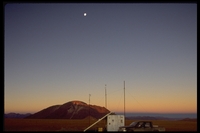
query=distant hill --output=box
[4,113,31,118]
[179,118,197,122]
[25,100,110,119]
[126,116,196,121]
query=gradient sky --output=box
[4,3,197,114]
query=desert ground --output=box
[4,118,197,131]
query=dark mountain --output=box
[25,100,110,119]
[4,113,31,118]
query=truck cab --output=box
[118,121,165,132]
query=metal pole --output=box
[89,94,91,105]
[89,94,91,125]
[105,84,107,108]
[84,112,112,132]
[105,84,107,131]
[124,81,125,119]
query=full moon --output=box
[84,13,87,16]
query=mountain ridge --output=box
[25,100,110,119]
[4,113,32,118]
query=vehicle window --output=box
[137,122,143,128]
[145,123,150,128]
[130,122,137,126]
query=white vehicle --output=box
[118,121,165,132]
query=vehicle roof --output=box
[133,121,152,122]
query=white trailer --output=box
[107,115,125,131]
[83,113,125,132]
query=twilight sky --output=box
[4,3,197,114]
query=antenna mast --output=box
[124,81,125,118]
[89,94,91,125]
[105,84,107,108]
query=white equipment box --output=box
[107,115,125,131]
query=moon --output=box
[84,13,87,16]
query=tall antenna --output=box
[105,84,107,108]
[124,81,125,118]
[89,94,91,105]
[89,94,91,125]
